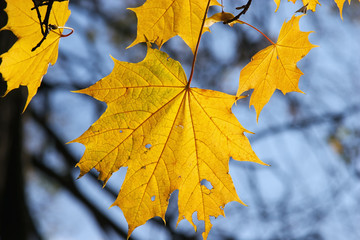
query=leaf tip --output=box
[66,139,75,144]
[102,178,109,188]
[70,89,83,94]
[109,54,118,63]
[245,129,255,135]
[70,87,93,96]
[127,38,139,50]
[255,157,270,166]
[256,114,260,123]
[127,225,136,240]
[76,170,85,180]
[253,104,262,123]
[109,202,116,209]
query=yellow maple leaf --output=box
[71,47,266,239]
[0,0,70,110]
[274,0,320,12]
[236,15,317,120]
[128,0,219,53]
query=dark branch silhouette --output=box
[31,0,67,51]
[224,0,252,24]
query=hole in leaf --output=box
[151,195,155,201]
[119,130,123,133]
[145,144,152,149]
[200,179,213,190]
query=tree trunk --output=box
[0,0,40,239]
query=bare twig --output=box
[31,0,68,51]
[224,0,252,24]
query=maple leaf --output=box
[128,0,220,53]
[236,15,317,120]
[0,0,70,110]
[274,0,320,12]
[71,47,266,239]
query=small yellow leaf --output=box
[0,0,70,110]
[71,47,266,239]
[204,12,242,28]
[128,0,220,53]
[236,15,317,120]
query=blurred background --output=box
[1,0,360,239]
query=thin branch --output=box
[223,0,252,24]
[32,0,45,36]
[42,0,55,36]
[31,0,68,51]
[31,0,54,51]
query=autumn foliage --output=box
[0,0,357,239]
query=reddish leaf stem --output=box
[188,0,211,86]
[239,20,275,45]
